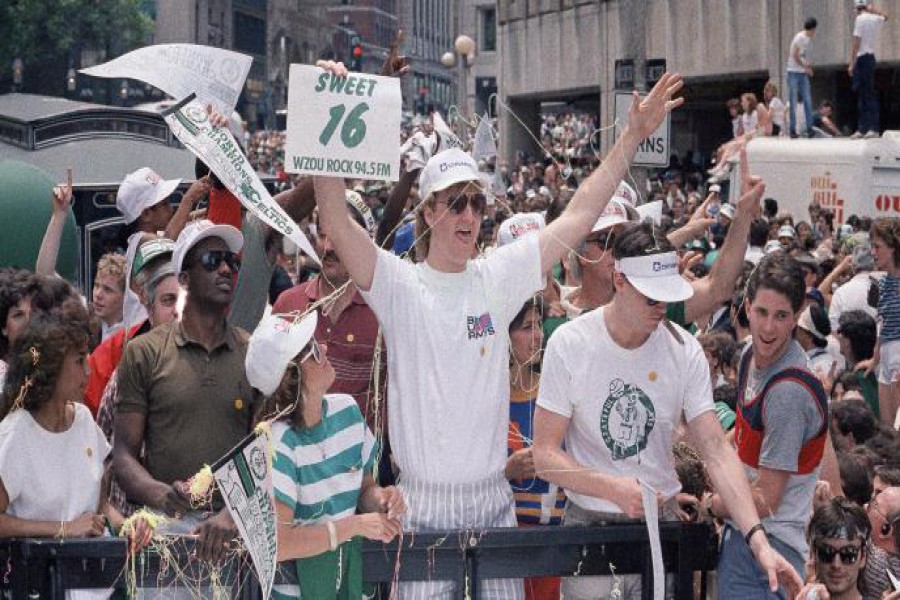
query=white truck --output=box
[728,131,900,223]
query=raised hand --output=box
[736,146,765,218]
[380,30,411,77]
[627,73,684,141]
[316,60,349,78]
[51,167,73,215]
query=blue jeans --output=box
[853,53,879,134]
[787,71,813,137]
[716,524,806,600]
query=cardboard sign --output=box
[285,65,401,181]
[80,44,251,114]
[614,92,671,168]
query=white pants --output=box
[396,472,524,600]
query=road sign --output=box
[614,91,671,168]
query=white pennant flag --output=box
[80,44,251,114]
[212,430,278,600]
[472,113,496,162]
[431,111,463,151]
[163,94,320,265]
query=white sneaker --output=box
[850,131,864,139]
[864,131,880,139]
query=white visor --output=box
[615,252,694,303]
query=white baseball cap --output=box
[172,219,244,274]
[615,251,694,303]
[418,148,481,201]
[778,224,796,239]
[591,181,641,232]
[116,167,181,225]
[497,212,546,247]
[246,311,318,395]
[719,203,736,220]
[345,190,376,235]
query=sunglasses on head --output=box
[441,192,487,215]
[815,543,861,566]
[299,338,323,364]
[192,250,241,272]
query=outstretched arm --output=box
[684,148,762,324]
[538,74,684,273]
[36,168,73,276]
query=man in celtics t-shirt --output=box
[534,220,802,600]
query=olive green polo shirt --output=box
[116,321,259,487]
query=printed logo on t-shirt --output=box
[467,313,496,339]
[600,378,657,460]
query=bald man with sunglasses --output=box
[313,66,684,599]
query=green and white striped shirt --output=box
[272,394,377,599]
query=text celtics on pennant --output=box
[284,64,401,182]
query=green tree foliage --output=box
[0,0,153,95]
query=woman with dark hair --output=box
[0,268,32,391]
[246,311,405,599]
[505,297,566,600]
[0,300,135,599]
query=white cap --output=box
[719,203,735,220]
[172,219,244,274]
[246,311,318,395]
[116,167,181,225]
[525,189,536,199]
[797,306,827,341]
[778,224,796,239]
[418,148,480,201]
[615,251,694,303]
[709,184,721,194]
[538,186,551,197]
[497,212,546,247]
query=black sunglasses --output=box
[623,276,662,307]
[442,192,487,215]
[815,543,861,566]
[192,250,241,272]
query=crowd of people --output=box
[0,40,899,600]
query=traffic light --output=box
[348,34,363,71]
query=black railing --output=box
[0,521,718,600]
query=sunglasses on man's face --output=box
[299,339,323,365]
[815,543,862,566]
[623,276,662,307]
[193,250,241,273]
[441,192,487,216]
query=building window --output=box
[481,8,496,52]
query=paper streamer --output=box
[641,481,664,600]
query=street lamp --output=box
[441,35,476,142]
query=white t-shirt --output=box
[537,307,714,513]
[768,97,786,129]
[854,12,885,56]
[0,403,110,521]
[742,109,760,136]
[829,271,880,331]
[361,235,544,483]
[787,31,811,72]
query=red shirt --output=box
[84,323,144,418]
[272,278,386,431]
[207,187,242,230]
